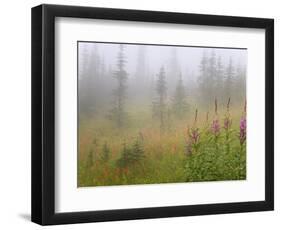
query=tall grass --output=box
[78,99,246,187]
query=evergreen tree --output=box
[235,65,246,103]
[116,138,145,169]
[109,45,128,128]
[101,142,110,162]
[131,139,145,162]
[135,46,148,85]
[86,138,99,168]
[167,48,181,91]
[153,67,167,131]
[206,50,217,105]
[116,143,132,168]
[79,44,101,116]
[172,73,189,118]
[224,58,235,101]
[215,56,224,102]
[197,50,218,107]
[197,51,208,106]
[133,46,150,101]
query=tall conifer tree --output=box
[109,45,128,128]
[172,73,188,118]
[224,58,235,101]
[153,67,167,131]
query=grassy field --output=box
[78,102,246,187]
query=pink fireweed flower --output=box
[185,127,200,156]
[211,119,220,137]
[224,116,232,130]
[239,116,246,145]
[210,99,220,137]
[191,128,200,144]
[224,98,232,132]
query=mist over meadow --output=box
[78,42,247,187]
[78,42,246,116]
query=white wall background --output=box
[0,0,278,228]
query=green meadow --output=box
[78,103,246,187]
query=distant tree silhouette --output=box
[109,45,128,128]
[172,73,189,118]
[153,67,167,131]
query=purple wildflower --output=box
[191,128,200,144]
[210,99,220,137]
[185,127,200,156]
[224,97,232,130]
[239,116,246,145]
[211,119,220,137]
[224,116,232,130]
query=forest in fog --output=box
[78,42,247,187]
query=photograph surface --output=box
[78,42,247,187]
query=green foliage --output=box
[101,142,111,163]
[131,139,145,162]
[116,139,145,169]
[86,149,94,168]
[78,103,246,187]
[185,130,246,182]
[116,143,132,168]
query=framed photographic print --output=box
[31,4,274,225]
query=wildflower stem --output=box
[226,132,230,155]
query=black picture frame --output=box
[31,4,274,225]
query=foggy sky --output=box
[78,42,247,82]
